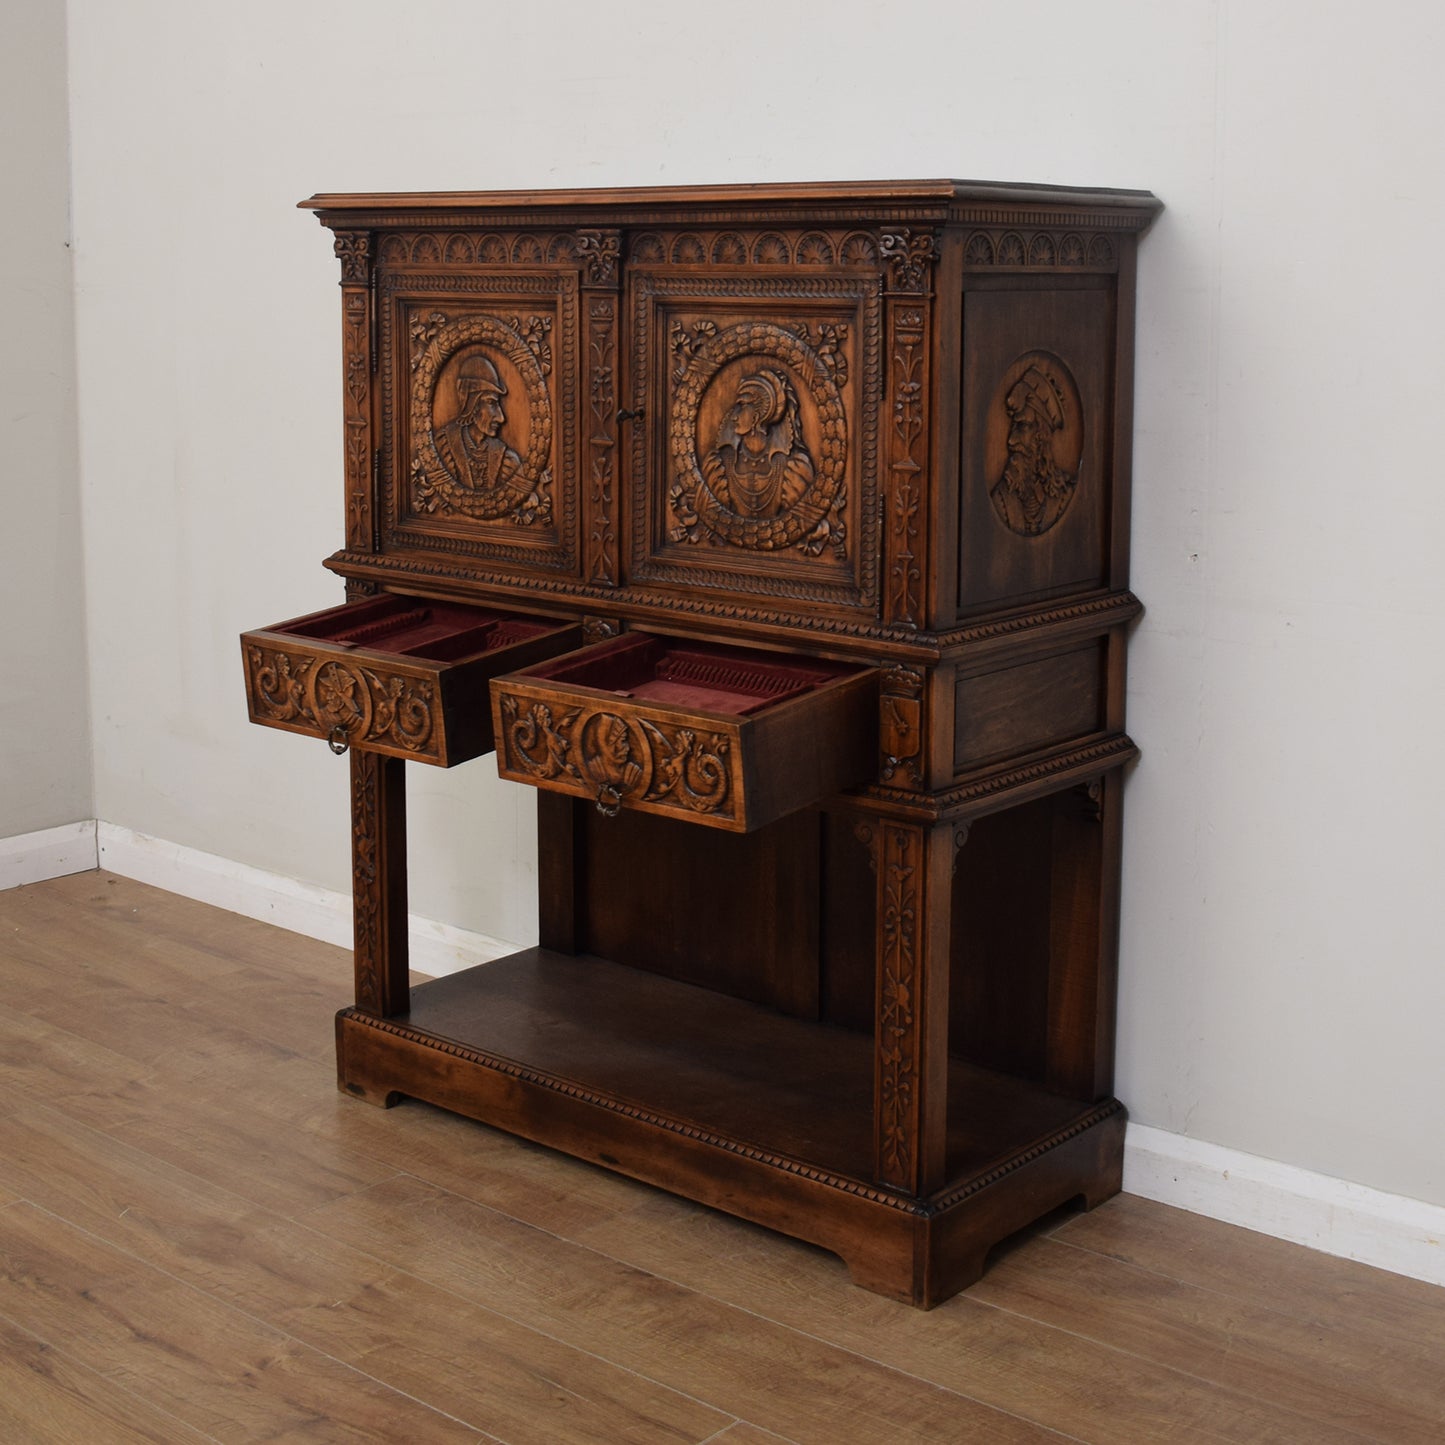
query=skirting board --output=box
[6,820,1444,1291]
[1124,1124,1445,1288]
[0,820,99,891]
[94,822,515,980]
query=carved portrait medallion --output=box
[987,351,1084,538]
[668,321,848,558]
[409,312,554,527]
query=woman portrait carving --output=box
[701,368,815,522]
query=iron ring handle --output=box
[595,784,622,818]
[327,725,351,756]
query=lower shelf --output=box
[336,948,1125,1306]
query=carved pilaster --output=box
[336,231,375,553]
[884,301,930,628]
[350,750,408,1018]
[861,818,953,1195]
[580,229,621,588]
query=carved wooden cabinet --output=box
[243,180,1161,1306]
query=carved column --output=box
[350,750,409,1017]
[860,816,955,1196]
[334,231,375,554]
[578,230,622,587]
[880,230,938,631]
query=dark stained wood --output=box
[242,178,1162,1305]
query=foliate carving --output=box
[333,231,371,283]
[989,351,1084,538]
[246,645,438,759]
[499,695,734,821]
[886,306,926,626]
[796,322,849,386]
[668,321,848,558]
[577,230,621,285]
[350,751,383,1015]
[342,290,372,550]
[878,824,921,1188]
[880,666,926,789]
[963,229,1117,271]
[670,319,718,381]
[586,298,618,585]
[880,230,938,292]
[409,311,554,527]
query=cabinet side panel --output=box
[958,285,1115,614]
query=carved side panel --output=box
[629,269,881,612]
[335,232,374,552]
[958,286,1114,614]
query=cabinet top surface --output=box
[301,178,1162,224]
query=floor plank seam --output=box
[964,1290,1390,1445]
[1040,1231,1445,1387]
[370,1173,1098,1444]
[11,1199,509,1443]
[0,1300,227,1444]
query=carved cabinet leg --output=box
[871,819,954,1197]
[349,750,409,1018]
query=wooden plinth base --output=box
[336,951,1124,1308]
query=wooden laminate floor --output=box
[1,872,1442,1443]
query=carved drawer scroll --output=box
[242,594,581,766]
[491,633,878,832]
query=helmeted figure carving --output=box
[431,352,528,501]
[990,362,1078,537]
[702,368,816,522]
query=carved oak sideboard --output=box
[242,180,1161,1307]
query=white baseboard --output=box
[1124,1122,1445,1288]
[0,819,98,891]
[10,820,1443,1291]
[94,822,516,978]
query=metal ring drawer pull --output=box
[595,784,622,818]
[327,725,350,756]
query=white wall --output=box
[59,0,1445,1211]
[1,0,92,836]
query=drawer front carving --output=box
[627,265,883,614]
[242,596,581,767]
[492,634,878,832]
[498,693,742,825]
[245,642,444,761]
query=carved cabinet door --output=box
[620,228,888,619]
[368,228,608,588]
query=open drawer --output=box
[241,594,582,766]
[490,633,878,831]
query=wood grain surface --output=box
[2,870,1440,1443]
